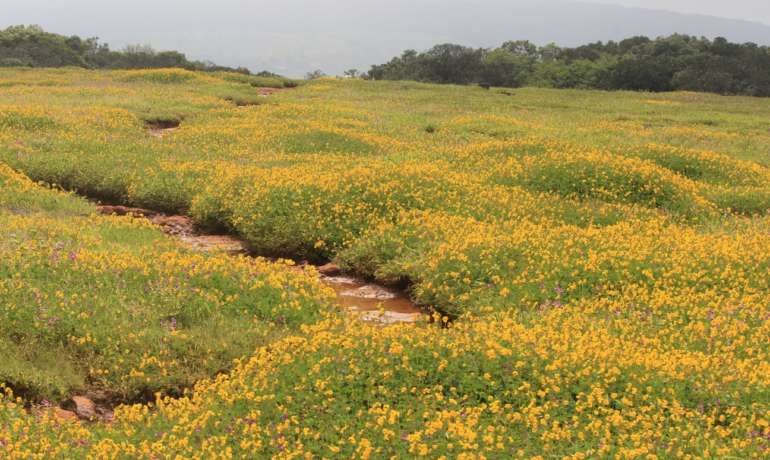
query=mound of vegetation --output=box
[369,35,770,96]
[506,151,714,217]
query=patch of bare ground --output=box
[257,87,284,96]
[147,126,177,138]
[97,205,248,254]
[33,392,114,424]
[143,119,181,138]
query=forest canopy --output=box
[0,25,253,74]
[367,35,770,96]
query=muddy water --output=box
[96,205,423,324]
[319,275,422,324]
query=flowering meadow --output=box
[1,67,770,458]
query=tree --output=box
[0,25,87,67]
[500,40,538,58]
[419,44,483,84]
[368,34,770,97]
[539,43,562,62]
[480,48,530,87]
[0,24,254,74]
[305,69,326,80]
[368,49,422,81]
[609,56,675,92]
[481,40,539,87]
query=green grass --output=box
[1,69,770,458]
[0,164,335,402]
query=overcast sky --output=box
[592,0,770,24]
[3,1,770,76]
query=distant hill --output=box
[2,0,770,76]
[228,0,770,76]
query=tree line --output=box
[0,25,254,74]
[367,35,770,96]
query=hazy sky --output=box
[593,0,770,24]
[3,1,769,76]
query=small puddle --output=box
[319,275,422,324]
[96,205,423,324]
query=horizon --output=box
[3,0,770,76]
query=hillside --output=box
[1,69,770,457]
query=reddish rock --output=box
[65,396,97,420]
[96,407,115,423]
[150,215,195,236]
[317,263,342,276]
[53,407,78,421]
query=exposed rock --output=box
[340,284,398,301]
[317,263,342,276]
[357,310,422,325]
[56,391,115,423]
[150,215,195,236]
[52,407,78,421]
[179,235,248,254]
[320,275,359,285]
[64,396,97,420]
[95,407,115,423]
[97,205,157,218]
[97,205,196,237]
[321,275,423,322]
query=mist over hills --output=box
[3,0,770,76]
[261,0,770,76]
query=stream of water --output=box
[96,205,424,324]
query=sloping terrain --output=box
[1,69,769,458]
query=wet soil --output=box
[319,275,422,324]
[96,205,424,323]
[148,127,177,138]
[256,87,284,96]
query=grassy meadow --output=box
[1,67,770,458]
